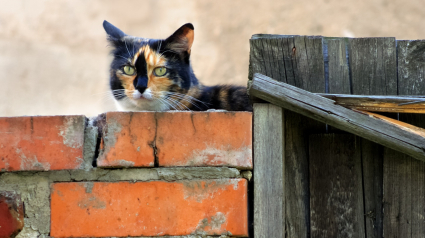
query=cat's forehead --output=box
[133,44,165,66]
[114,36,165,66]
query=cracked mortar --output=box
[0,167,241,237]
[0,173,50,237]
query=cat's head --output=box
[103,20,199,111]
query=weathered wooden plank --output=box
[324,37,351,135]
[349,38,397,95]
[282,37,296,85]
[293,36,325,92]
[249,35,293,83]
[284,36,326,238]
[384,117,425,238]
[383,40,425,238]
[348,37,397,238]
[402,114,425,236]
[361,139,384,238]
[398,40,425,95]
[253,103,285,238]
[324,37,351,94]
[321,37,369,238]
[250,34,326,91]
[383,149,413,237]
[249,73,425,162]
[249,35,326,238]
[325,37,383,238]
[309,134,365,237]
[318,94,425,113]
[360,111,425,137]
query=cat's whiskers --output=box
[157,49,178,62]
[166,93,203,110]
[93,90,125,104]
[166,96,191,111]
[165,92,210,109]
[106,87,207,111]
[132,40,136,58]
[93,89,124,96]
[157,97,177,111]
[115,55,131,62]
[151,91,188,111]
[124,40,132,58]
[167,98,189,111]
[166,92,208,104]
[156,40,163,54]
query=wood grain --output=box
[309,134,365,238]
[348,37,397,238]
[383,40,425,238]
[253,103,285,238]
[348,38,397,95]
[324,37,351,94]
[319,94,425,113]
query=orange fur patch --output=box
[116,72,136,98]
[132,45,166,66]
[219,88,229,109]
[118,45,171,100]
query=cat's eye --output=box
[154,67,167,77]
[123,66,136,75]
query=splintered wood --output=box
[319,94,425,113]
[249,73,425,162]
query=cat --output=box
[103,20,252,112]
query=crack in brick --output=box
[150,113,159,167]
[190,112,197,133]
[64,111,251,170]
[92,113,106,167]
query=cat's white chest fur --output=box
[114,96,170,111]
[113,88,170,111]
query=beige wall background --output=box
[1,0,424,117]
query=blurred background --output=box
[1,0,424,117]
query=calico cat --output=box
[103,20,252,111]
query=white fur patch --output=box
[132,90,143,99]
[115,94,170,111]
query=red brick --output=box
[97,112,156,167]
[0,192,24,238]
[51,179,248,237]
[0,116,85,171]
[156,112,252,168]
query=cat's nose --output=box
[136,86,147,94]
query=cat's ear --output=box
[165,23,194,54]
[103,20,126,41]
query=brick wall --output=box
[0,111,252,238]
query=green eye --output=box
[123,66,136,75]
[154,67,167,77]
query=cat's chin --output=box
[114,98,170,111]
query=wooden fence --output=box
[250,35,425,238]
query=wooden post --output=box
[383,40,425,238]
[253,103,284,237]
[250,35,327,238]
[348,37,397,238]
